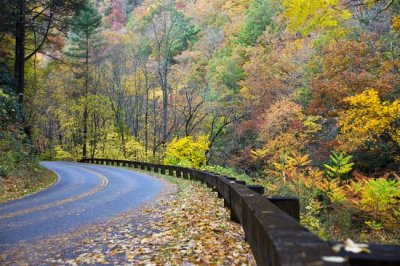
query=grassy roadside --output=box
[0,167,57,204]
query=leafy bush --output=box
[39,149,54,161]
[358,178,400,227]
[164,135,209,168]
[54,145,75,161]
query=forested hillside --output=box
[1,0,399,243]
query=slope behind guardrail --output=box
[79,158,400,266]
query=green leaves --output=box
[64,2,102,62]
[70,2,102,37]
[236,0,279,46]
[324,151,354,179]
[361,178,400,214]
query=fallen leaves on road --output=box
[0,175,255,265]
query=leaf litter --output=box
[0,174,255,265]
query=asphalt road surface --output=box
[0,162,163,251]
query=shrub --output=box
[54,145,75,161]
[164,135,209,168]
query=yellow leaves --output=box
[288,152,311,167]
[250,148,267,160]
[319,179,347,203]
[304,115,323,134]
[392,16,400,31]
[164,135,209,168]
[54,145,75,161]
[282,0,351,35]
[93,131,147,161]
[338,89,400,150]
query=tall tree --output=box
[135,1,198,143]
[0,0,84,137]
[65,1,102,158]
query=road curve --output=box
[0,162,163,251]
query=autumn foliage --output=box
[1,0,399,243]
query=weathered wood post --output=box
[160,165,166,175]
[153,164,159,173]
[267,196,300,222]
[247,185,265,195]
[182,169,189,179]
[168,166,174,176]
[176,167,182,178]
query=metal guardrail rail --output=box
[79,158,400,266]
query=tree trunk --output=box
[15,0,29,137]
[82,34,89,158]
[144,68,149,155]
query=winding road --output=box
[0,162,163,251]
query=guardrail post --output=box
[154,164,159,173]
[247,185,264,195]
[160,165,166,175]
[146,163,152,171]
[176,167,182,178]
[267,196,300,222]
[205,173,217,188]
[189,169,196,181]
[182,169,189,179]
[168,166,174,176]
[140,163,145,170]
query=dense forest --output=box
[1,0,399,243]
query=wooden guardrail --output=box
[79,158,400,266]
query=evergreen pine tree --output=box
[65,1,102,158]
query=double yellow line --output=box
[0,166,109,220]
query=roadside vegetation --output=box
[1,0,399,246]
[0,66,57,203]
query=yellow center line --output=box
[0,166,109,220]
